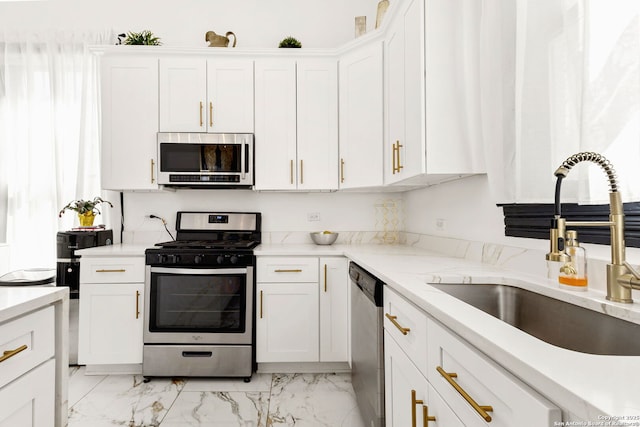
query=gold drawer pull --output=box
[209,101,213,127]
[274,269,303,273]
[423,404,436,424]
[436,366,493,422]
[385,313,410,335]
[96,269,126,273]
[199,101,204,127]
[150,159,155,183]
[411,390,424,427]
[0,344,28,363]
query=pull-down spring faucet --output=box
[546,152,640,303]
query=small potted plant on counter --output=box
[59,197,113,227]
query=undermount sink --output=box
[429,283,640,356]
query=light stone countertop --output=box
[0,286,68,323]
[76,242,640,420]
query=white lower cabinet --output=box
[384,286,561,427]
[78,256,145,366]
[0,359,55,427]
[427,320,561,426]
[256,256,349,363]
[0,306,56,427]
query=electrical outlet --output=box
[436,218,446,231]
[307,212,320,222]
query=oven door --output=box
[144,266,254,345]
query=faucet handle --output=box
[623,261,640,280]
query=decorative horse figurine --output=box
[205,31,237,47]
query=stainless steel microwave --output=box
[157,133,254,188]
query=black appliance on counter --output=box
[56,228,113,364]
[143,212,261,381]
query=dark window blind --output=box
[501,202,640,248]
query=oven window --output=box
[149,272,246,333]
[160,143,242,173]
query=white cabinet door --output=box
[254,59,297,190]
[159,58,254,133]
[159,58,207,132]
[296,59,339,191]
[256,282,319,363]
[338,42,384,189]
[384,330,430,427]
[255,58,339,190]
[0,359,55,427]
[78,282,144,365]
[384,0,425,185]
[319,257,349,362]
[206,59,254,133]
[101,56,159,190]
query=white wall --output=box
[0,0,378,48]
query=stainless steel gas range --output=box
[143,211,261,381]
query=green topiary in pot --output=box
[278,36,301,48]
[123,30,162,46]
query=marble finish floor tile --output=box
[267,373,365,427]
[68,371,365,426]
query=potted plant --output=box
[59,197,113,227]
[278,36,302,48]
[123,30,162,46]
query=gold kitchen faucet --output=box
[546,152,640,303]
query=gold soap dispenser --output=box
[558,230,588,291]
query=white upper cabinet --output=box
[100,55,159,191]
[296,59,339,191]
[254,59,298,190]
[384,0,485,186]
[254,57,338,191]
[159,58,254,133]
[338,42,384,189]
[384,0,425,185]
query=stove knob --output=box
[194,255,203,264]
[216,255,225,265]
[174,255,181,264]
[157,254,166,264]
[230,255,239,265]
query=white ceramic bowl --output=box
[310,232,339,245]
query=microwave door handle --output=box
[241,143,246,180]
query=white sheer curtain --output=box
[0,30,112,270]
[482,0,640,204]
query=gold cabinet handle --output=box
[300,159,304,184]
[95,269,126,273]
[150,159,155,183]
[0,344,28,363]
[290,160,294,185]
[209,101,213,127]
[274,269,303,273]
[324,264,328,292]
[259,290,263,319]
[135,290,140,319]
[396,141,404,172]
[392,142,397,174]
[423,404,436,424]
[411,390,424,427]
[436,366,493,422]
[385,313,410,335]
[340,158,345,183]
[199,101,204,127]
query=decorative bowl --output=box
[310,231,339,245]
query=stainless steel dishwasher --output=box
[350,262,385,427]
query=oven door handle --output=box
[150,267,248,275]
